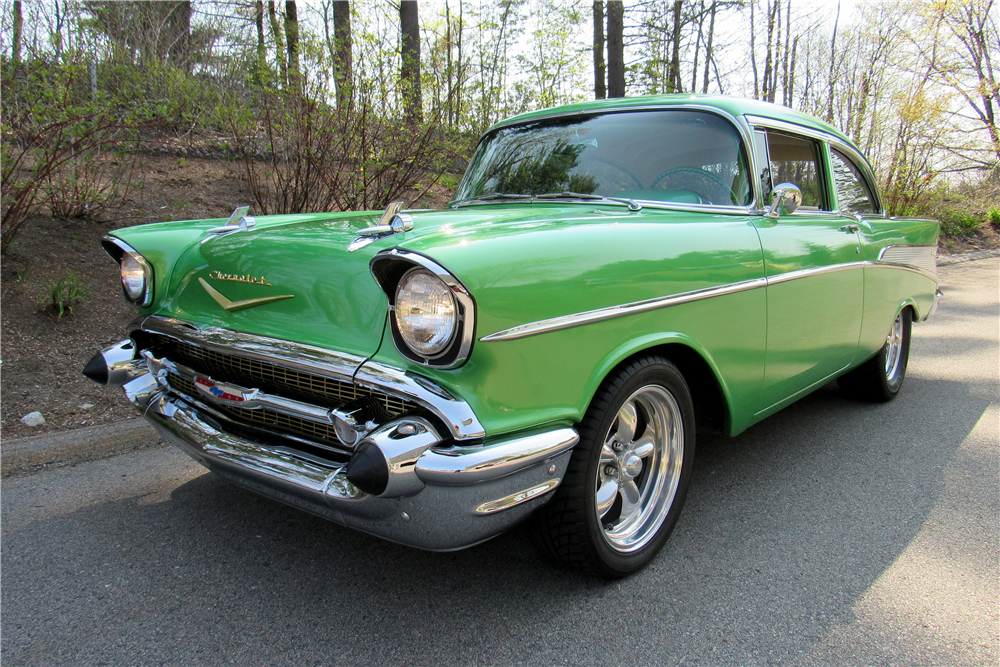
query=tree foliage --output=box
[0,0,996,248]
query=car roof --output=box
[488,94,852,145]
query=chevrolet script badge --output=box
[199,277,294,312]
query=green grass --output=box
[42,270,87,320]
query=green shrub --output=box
[2,59,141,251]
[939,209,984,238]
[42,270,87,320]
[988,207,1000,228]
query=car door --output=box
[751,128,864,415]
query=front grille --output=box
[148,333,411,416]
[147,332,417,449]
[168,374,347,447]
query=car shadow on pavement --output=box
[2,377,989,666]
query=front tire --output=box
[535,356,695,577]
[838,307,912,402]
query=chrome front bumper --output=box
[109,345,578,551]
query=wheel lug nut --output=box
[605,466,618,476]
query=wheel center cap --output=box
[622,453,643,479]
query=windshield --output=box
[453,109,752,207]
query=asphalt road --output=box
[3,258,997,667]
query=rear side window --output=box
[830,148,877,214]
[765,132,827,210]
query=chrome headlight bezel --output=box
[371,249,476,369]
[101,236,154,307]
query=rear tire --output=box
[534,355,695,578]
[838,308,912,402]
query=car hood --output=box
[112,202,732,360]
[114,211,394,359]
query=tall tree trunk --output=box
[11,0,22,64]
[594,1,606,99]
[607,0,625,97]
[702,0,716,93]
[762,0,777,102]
[268,1,287,87]
[785,36,798,107]
[446,1,453,123]
[668,0,683,92]
[455,0,464,127]
[285,1,300,92]
[692,0,703,93]
[333,0,352,108]
[400,0,422,123]
[750,1,759,98]
[255,1,267,82]
[826,0,841,122]
[781,0,791,105]
[168,1,192,71]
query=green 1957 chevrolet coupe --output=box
[84,95,940,577]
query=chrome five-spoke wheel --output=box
[838,307,912,402]
[535,355,695,577]
[596,386,683,553]
[884,311,905,384]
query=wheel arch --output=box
[898,297,922,322]
[583,333,733,435]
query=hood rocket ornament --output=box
[348,201,414,252]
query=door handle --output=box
[839,224,860,234]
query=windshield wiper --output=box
[534,192,642,211]
[451,191,642,211]
[450,193,533,207]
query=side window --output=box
[830,148,876,214]
[753,130,773,203]
[765,131,827,210]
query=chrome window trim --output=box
[744,115,844,149]
[102,235,155,307]
[481,262,884,342]
[370,249,477,369]
[137,315,486,441]
[448,198,757,217]
[827,145,885,217]
[462,104,763,211]
[745,115,885,215]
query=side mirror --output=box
[767,183,803,218]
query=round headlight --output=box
[120,252,149,304]
[394,269,457,357]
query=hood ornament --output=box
[204,206,256,241]
[349,201,414,252]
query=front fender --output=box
[582,331,736,433]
